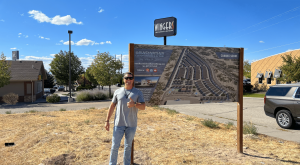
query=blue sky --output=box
[1,0,300,73]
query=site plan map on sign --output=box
[133,44,240,105]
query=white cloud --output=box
[39,36,44,39]
[25,35,28,38]
[0,19,4,22]
[10,47,17,50]
[100,42,104,45]
[18,36,21,38]
[76,39,95,46]
[50,54,56,57]
[63,41,75,45]
[56,43,62,45]
[45,38,50,40]
[20,13,24,16]
[18,33,22,35]
[28,10,83,25]
[98,7,104,13]
[245,48,248,50]
[20,55,53,71]
[79,57,94,69]
[60,40,64,42]
[26,44,29,45]
[95,42,100,45]
[106,41,112,44]
[259,41,264,43]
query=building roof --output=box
[7,60,47,81]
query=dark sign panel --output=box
[134,44,241,105]
[154,17,177,37]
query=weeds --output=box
[25,110,38,113]
[84,119,91,124]
[5,111,12,114]
[89,107,95,109]
[59,108,66,111]
[225,122,234,129]
[243,121,258,135]
[201,119,219,128]
[186,117,194,121]
[165,108,179,116]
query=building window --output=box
[267,78,271,84]
[259,78,262,84]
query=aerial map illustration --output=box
[133,44,241,105]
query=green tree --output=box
[77,73,92,86]
[243,60,251,79]
[0,52,11,88]
[85,67,99,86]
[277,53,300,83]
[49,50,84,91]
[90,52,123,97]
[44,71,55,88]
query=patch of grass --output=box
[5,111,12,114]
[84,119,91,125]
[165,108,179,116]
[243,121,258,135]
[59,108,66,111]
[243,93,265,98]
[25,110,38,113]
[89,107,95,109]
[201,119,219,128]
[186,116,194,121]
[225,121,234,129]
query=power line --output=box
[210,6,300,42]
[246,40,300,54]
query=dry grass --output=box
[0,106,300,165]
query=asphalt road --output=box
[160,97,300,143]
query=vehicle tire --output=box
[276,110,294,129]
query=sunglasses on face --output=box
[124,77,133,80]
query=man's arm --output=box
[135,102,145,110]
[106,102,116,121]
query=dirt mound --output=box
[101,150,151,165]
[40,153,76,165]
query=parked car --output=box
[44,88,51,94]
[116,83,121,87]
[264,83,300,129]
[58,86,65,91]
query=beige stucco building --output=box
[251,49,300,91]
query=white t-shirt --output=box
[112,87,145,127]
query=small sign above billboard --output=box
[154,17,177,37]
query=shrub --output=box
[201,119,219,128]
[5,111,12,114]
[243,121,258,135]
[59,108,66,111]
[46,94,61,103]
[76,85,95,91]
[3,93,19,105]
[76,91,93,102]
[93,91,108,100]
[165,108,179,115]
[225,121,234,129]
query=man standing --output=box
[105,72,145,165]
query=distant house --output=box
[0,51,47,103]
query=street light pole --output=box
[68,30,73,102]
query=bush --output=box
[76,89,109,102]
[201,119,219,128]
[76,85,96,91]
[243,84,253,92]
[243,121,258,135]
[46,94,61,103]
[76,91,93,101]
[59,108,66,111]
[3,93,19,105]
[225,121,234,129]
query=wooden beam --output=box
[237,48,244,153]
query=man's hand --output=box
[127,97,135,108]
[105,122,110,131]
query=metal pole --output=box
[164,36,166,45]
[68,30,73,100]
[121,54,122,85]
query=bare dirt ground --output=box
[0,106,300,165]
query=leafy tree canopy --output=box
[277,53,300,83]
[49,50,84,88]
[90,52,123,97]
[0,52,11,88]
[44,71,55,88]
[243,60,251,79]
[85,67,98,86]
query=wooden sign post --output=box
[237,48,244,153]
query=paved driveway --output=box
[160,97,300,143]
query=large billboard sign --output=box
[154,17,177,37]
[132,44,242,105]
